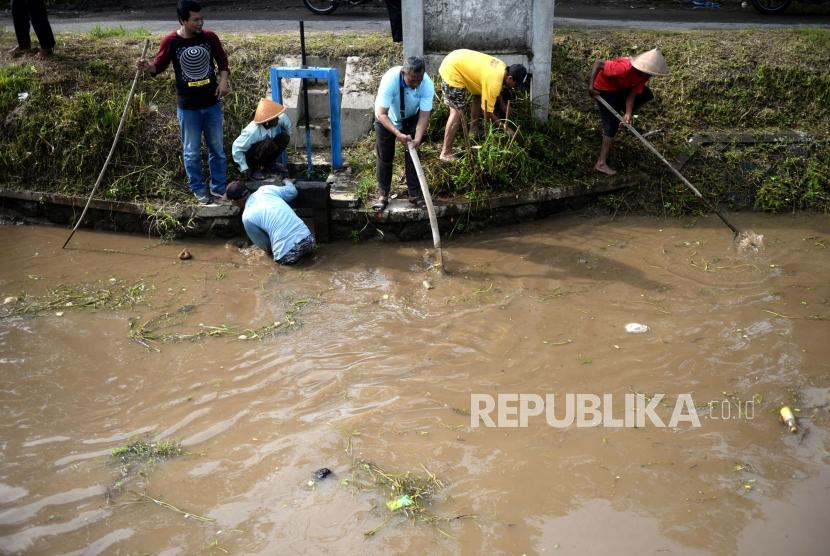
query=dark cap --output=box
[507,64,530,90]
[226,180,251,201]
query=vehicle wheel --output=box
[750,0,793,14]
[303,0,340,15]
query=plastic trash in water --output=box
[386,494,414,511]
[779,406,797,433]
[625,323,650,334]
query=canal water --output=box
[1,214,828,555]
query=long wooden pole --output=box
[407,142,444,273]
[595,95,739,236]
[63,39,150,250]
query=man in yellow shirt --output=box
[438,49,529,162]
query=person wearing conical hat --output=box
[588,48,669,176]
[232,97,294,181]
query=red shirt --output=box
[593,57,650,94]
[152,30,229,110]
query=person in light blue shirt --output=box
[232,97,293,180]
[226,180,315,265]
[371,56,434,212]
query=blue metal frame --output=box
[270,66,343,169]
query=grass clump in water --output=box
[350,460,473,538]
[111,439,182,462]
[108,439,183,498]
[2,279,148,318]
[128,296,310,349]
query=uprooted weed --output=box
[128,295,311,350]
[2,279,149,318]
[348,460,474,538]
[108,439,183,499]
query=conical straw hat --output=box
[253,98,286,124]
[631,48,669,76]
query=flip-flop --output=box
[409,197,427,210]
[372,196,389,212]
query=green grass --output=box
[0,28,827,214]
[88,25,150,39]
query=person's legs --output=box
[27,0,55,56]
[246,139,278,178]
[10,0,32,52]
[594,90,627,176]
[203,103,227,196]
[177,107,208,200]
[470,95,482,136]
[374,120,396,208]
[440,82,466,161]
[595,136,616,176]
[273,131,290,158]
[276,234,316,265]
[384,0,402,42]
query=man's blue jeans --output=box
[176,102,227,196]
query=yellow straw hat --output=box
[253,98,286,124]
[631,48,669,76]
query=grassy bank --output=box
[0,27,827,214]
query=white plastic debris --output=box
[625,323,650,334]
[17,92,29,102]
[4,296,16,305]
[422,280,433,290]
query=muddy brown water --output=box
[1,214,829,555]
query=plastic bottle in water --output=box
[779,406,797,433]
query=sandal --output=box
[372,195,389,212]
[409,197,427,210]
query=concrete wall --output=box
[422,0,530,53]
[403,0,554,120]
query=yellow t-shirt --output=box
[439,49,506,113]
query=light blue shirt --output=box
[241,183,311,261]
[375,66,434,129]
[232,113,293,172]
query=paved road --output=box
[4,0,829,33]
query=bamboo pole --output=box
[63,39,150,249]
[407,142,444,273]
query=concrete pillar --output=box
[402,0,424,59]
[404,0,554,121]
[531,0,554,120]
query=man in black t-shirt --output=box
[137,0,230,204]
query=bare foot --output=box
[594,162,617,176]
[439,152,460,162]
[34,48,53,61]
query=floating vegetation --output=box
[108,439,183,498]
[128,296,310,349]
[349,460,474,538]
[126,491,215,523]
[2,279,148,318]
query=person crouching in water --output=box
[232,98,293,181]
[226,180,315,265]
[588,48,669,176]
